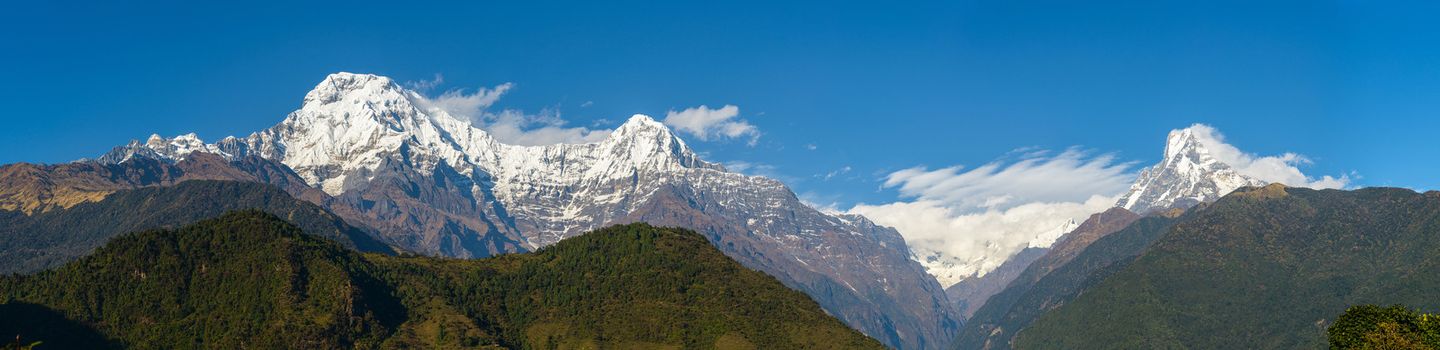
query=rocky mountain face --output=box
[945,247,1047,318]
[1115,126,1266,214]
[0,152,325,215]
[82,73,958,349]
[952,207,1148,350]
[0,180,392,274]
[1019,207,1143,286]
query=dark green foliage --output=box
[376,222,883,349]
[1015,187,1440,349]
[0,180,394,273]
[0,211,881,349]
[1,210,405,349]
[1329,304,1440,349]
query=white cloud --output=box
[478,109,611,146]
[848,149,1136,286]
[413,83,609,145]
[806,144,818,151]
[413,83,513,121]
[882,149,1135,210]
[1187,124,1350,189]
[723,160,777,177]
[662,105,760,145]
[404,73,446,91]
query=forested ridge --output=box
[0,211,882,349]
[1014,186,1440,349]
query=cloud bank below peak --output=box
[849,149,1134,285]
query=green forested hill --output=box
[0,180,394,273]
[955,214,1177,350]
[1015,185,1440,349]
[0,210,402,349]
[0,211,883,349]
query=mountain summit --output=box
[90,72,958,349]
[101,73,716,196]
[1114,125,1266,214]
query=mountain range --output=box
[8,73,956,349]
[2,72,1426,350]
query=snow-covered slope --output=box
[96,72,958,350]
[1115,126,1267,214]
[103,73,727,248]
[914,218,1078,289]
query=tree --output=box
[1329,304,1440,349]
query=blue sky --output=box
[3,0,1437,211]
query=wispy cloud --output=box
[404,73,446,91]
[818,165,853,181]
[479,109,611,146]
[412,82,609,145]
[723,160,776,176]
[882,149,1136,211]
[663,105,760,145]
[413,83,513,120]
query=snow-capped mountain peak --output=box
[97,132,224,164]
[303,72,403,105]
[1115,124,1266,214]
[95,73,724,196]
[1028,217,1079,249]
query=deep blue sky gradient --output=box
[2,0,1436,205]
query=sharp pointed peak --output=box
[620,114,665,128]
[1163,124,1210,160]
[1117,123,1265,213]
[304,72,406,105]
[611,114,677,138]
[321,72,394,84]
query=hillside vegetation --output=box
[1015,185,1440,349]
[955,213,1175,350]
[0,211,882,349]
